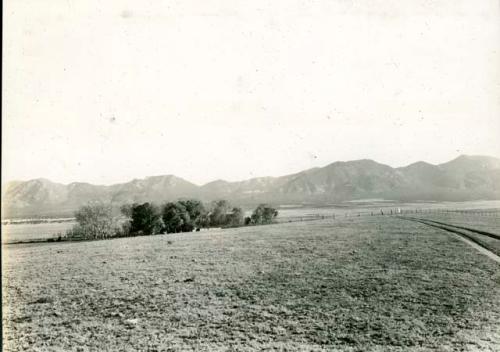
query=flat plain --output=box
[1,222,76,244]
[2,216,500,351]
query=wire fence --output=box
[275,207,500,224]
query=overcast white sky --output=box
[3,0,500,186]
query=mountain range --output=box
[3,155,500,218]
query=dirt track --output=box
[401,217,500,262]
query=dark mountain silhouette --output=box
[3,155,500,218]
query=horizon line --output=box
[3,153,499,188]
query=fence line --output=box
[275,207,500,224]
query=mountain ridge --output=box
[3,155,500,218]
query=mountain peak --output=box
[400,161,435,170]
[145,174,176,180]
[30,178,58,185]
[440,154,500,171]
[202,179,230,186]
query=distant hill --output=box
[3,155,500,218]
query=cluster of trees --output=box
[121,199,246,236]
[69,200,278,240]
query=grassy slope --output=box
[2,217,500,351]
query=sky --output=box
[3,0,500,186]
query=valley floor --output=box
[2,216,500,351]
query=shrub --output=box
[208,200,231,227]
[206,201,245,227]
[69,203,119,240]
[127,202,164,236]
[250,204,278,225]
[226,207,245,227]
[162,202,191,233]
[178,199,206,229]
[162,200,207,233]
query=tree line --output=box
[68,200,278,240]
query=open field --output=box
[3,216,500,351]
[406,211,500,259]
[276,200,500,219]
[1,222,76,244]
[400,217,500,259]
[410,212,500,237]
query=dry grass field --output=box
[2,216,500,351]
[409,212,500,257]
[1,222,76,244]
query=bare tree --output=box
[70,203,119,240]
